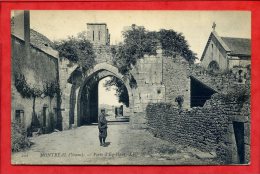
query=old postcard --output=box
[11,10,251,165]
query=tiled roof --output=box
[201,31,251,61]
[30,29,54,49]
[221,37,251,56]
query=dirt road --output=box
[12,122,216,165]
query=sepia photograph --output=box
[11,10,251,165]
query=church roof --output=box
[201,31,251,61]
[220,37,251,56]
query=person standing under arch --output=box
[98,108,108,146]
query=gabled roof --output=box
[201,31,251,61]
[221,37,251,56]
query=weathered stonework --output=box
[146,92,250,164]
[11,36,60,131]
[60,45,191,129]
[163,56,190,108]
[190,63,251,93]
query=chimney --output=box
[24,10,30,59]
[12,10,30,60]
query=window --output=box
[15,110,24,124]
[93,30,95,41]
[98,31,101,41]
[211,44,214,59]
[238,70,243,83]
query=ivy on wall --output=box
[14,73,60,99]
[14,73,61,131]
[53,31,96,73]
[14,73,42,99]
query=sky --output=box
[98,77,121,106]
[28,10,251,59]
[23,10,251,106]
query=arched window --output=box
[208,61,220,73]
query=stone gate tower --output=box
[86,23,110,46]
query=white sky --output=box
[29,10,251,59]
[98,77,121,106]
[27,10,251,106]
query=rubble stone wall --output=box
[146,93,250,164]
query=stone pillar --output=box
[75,88,80,126]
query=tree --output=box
[112,25,158,76]
[43,81,60,113]
[112,25,196,79]
[14,74,42,129]
[104,77,129,107]
[158,29,196,63]
[53,31,96,72]
[105,25,196,105]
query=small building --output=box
[200,31,251,74]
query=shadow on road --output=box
[103,142,111,147]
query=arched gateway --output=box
[76,63,134,126]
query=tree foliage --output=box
[112,24,196,76]
[158,29,196,62]
[14,73,43,99]
[53,31,96,71]
[112,25,158,76]
[43,81,60,99]
[104,77,129,107]
[106,24,196,106]
[11,121,31,152]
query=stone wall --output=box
[58,59,78,130]
[190,64,251,93]
[146,91,250,164]
[61,47,192,129]
[163,56,190,108]
[131,54,164,113]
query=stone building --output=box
[60,23,191,130]
[200,31,251,75]
[86,23,110,46]
[11,11,61,132]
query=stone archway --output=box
[76,63,134,126]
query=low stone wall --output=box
[189,64,251,93]
[146,92,250,164]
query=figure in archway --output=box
[98,108,108,146]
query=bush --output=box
[223,85,250,105]
[11,121,31,152]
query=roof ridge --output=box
[221,36,251,40]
